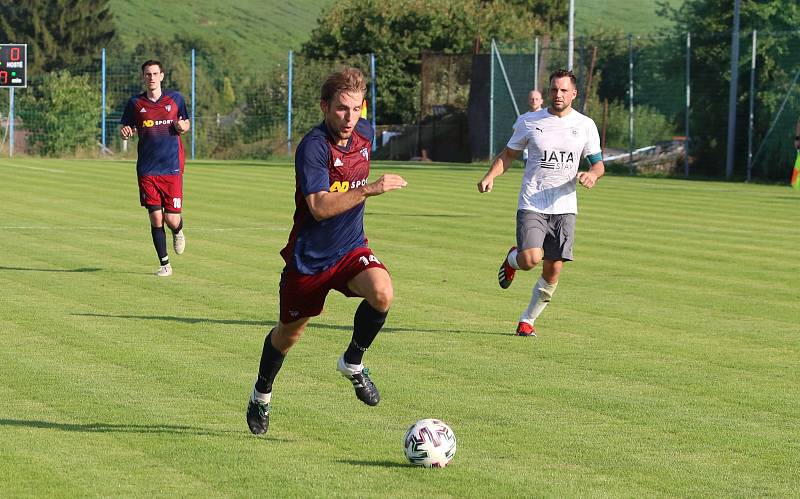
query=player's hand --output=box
[174,119,190,134]
[120,126,136,139]
[477,177,494,193]
[577,171,598,189]
[365,174,407,196]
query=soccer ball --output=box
[403,419,457,468]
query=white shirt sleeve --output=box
[506,115,529,151]
[582,118,602,158]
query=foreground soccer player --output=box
[477,69,605,337]
[247,68,407,435]
[120,60,190,277]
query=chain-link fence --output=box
[2,33,799,182]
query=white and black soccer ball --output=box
[403,418,457,468]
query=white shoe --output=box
[173,230,186,255]
[156,264,172,277]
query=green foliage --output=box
[302,0,566,124]
[18,71,99,156]
[589,99,677,151]
[0,0,115,73]
[659,0,800,177]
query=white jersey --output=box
[507,108,601,214]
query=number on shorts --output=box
[173,197,182,209]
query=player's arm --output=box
[119,125,136,139]
[306,174,407,221]
[477,147,522,193]
[174,117,190,134]
[577,153,605,189]
[174,94,191,134]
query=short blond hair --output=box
[320,67,367,103]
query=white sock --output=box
[520,277,558,323]
[251,386,271,404]
[507,248,521,270]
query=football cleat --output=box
[155,264,172,277]
[498,246,517,289]
[516,322,536,337]
[337,356,380,406]
[173,230,186,255]
[246,399,271,435]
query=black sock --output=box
[170,218,183,235]
[151,225,169,266]
[255,330,285,394]
[344,300,388,365]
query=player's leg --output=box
[147,206,171,276]
[517,214,574,336]
[247,317,310,435]
[329,249,391,406]
[337,266,391,406]
[161,175,185,255]
[498,210,546,289]
[517,259,562,336]
[247,269,328,434]
[140,176,171,276]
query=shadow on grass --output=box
[337,459,410,469]
[71,313,496,336]
[0,266,102,273]
[0,418,247,437]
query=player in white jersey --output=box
[477,69,605,337]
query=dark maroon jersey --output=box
[120,90,188,176]
[281,118,375,275]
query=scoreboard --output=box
[0,44,27,88]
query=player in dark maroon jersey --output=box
[120,60,190,277]
[247,68,407,435]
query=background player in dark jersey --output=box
[247,68,407,435]
[120,60,190,277]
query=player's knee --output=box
[369,285,393,313]
[518,251,542,270]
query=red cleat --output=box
[498,246,517,289]
[516,322,536,337]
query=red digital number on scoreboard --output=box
[10,47,20,61]
[0,71,7,85]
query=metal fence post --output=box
[628,34,634,173]
[9,87,13,157]
[287,50,293,155]
[489,39,495,158]
[370,53,376,151]
[534,36,539,91]
[725,0,741,180]
[101,48,106,151]
[746,29,757,182]
[685,32,691,178]
[191,48,196,160]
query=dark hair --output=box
[320,67,367,103]
[141,60,163,73]
[549,69,577,89]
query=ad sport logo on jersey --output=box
[539,150,576,170]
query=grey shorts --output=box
[516,210,575,261]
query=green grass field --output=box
[1,158,798,497]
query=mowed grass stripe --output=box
[1,158,799,497]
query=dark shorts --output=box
[138,175,183,213]
[516,210,575,261]
[279,246,388,323]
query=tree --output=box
[0,0,115,73]
[659,0,800,178]
[19,71,99,156]
[301,0,566,124]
